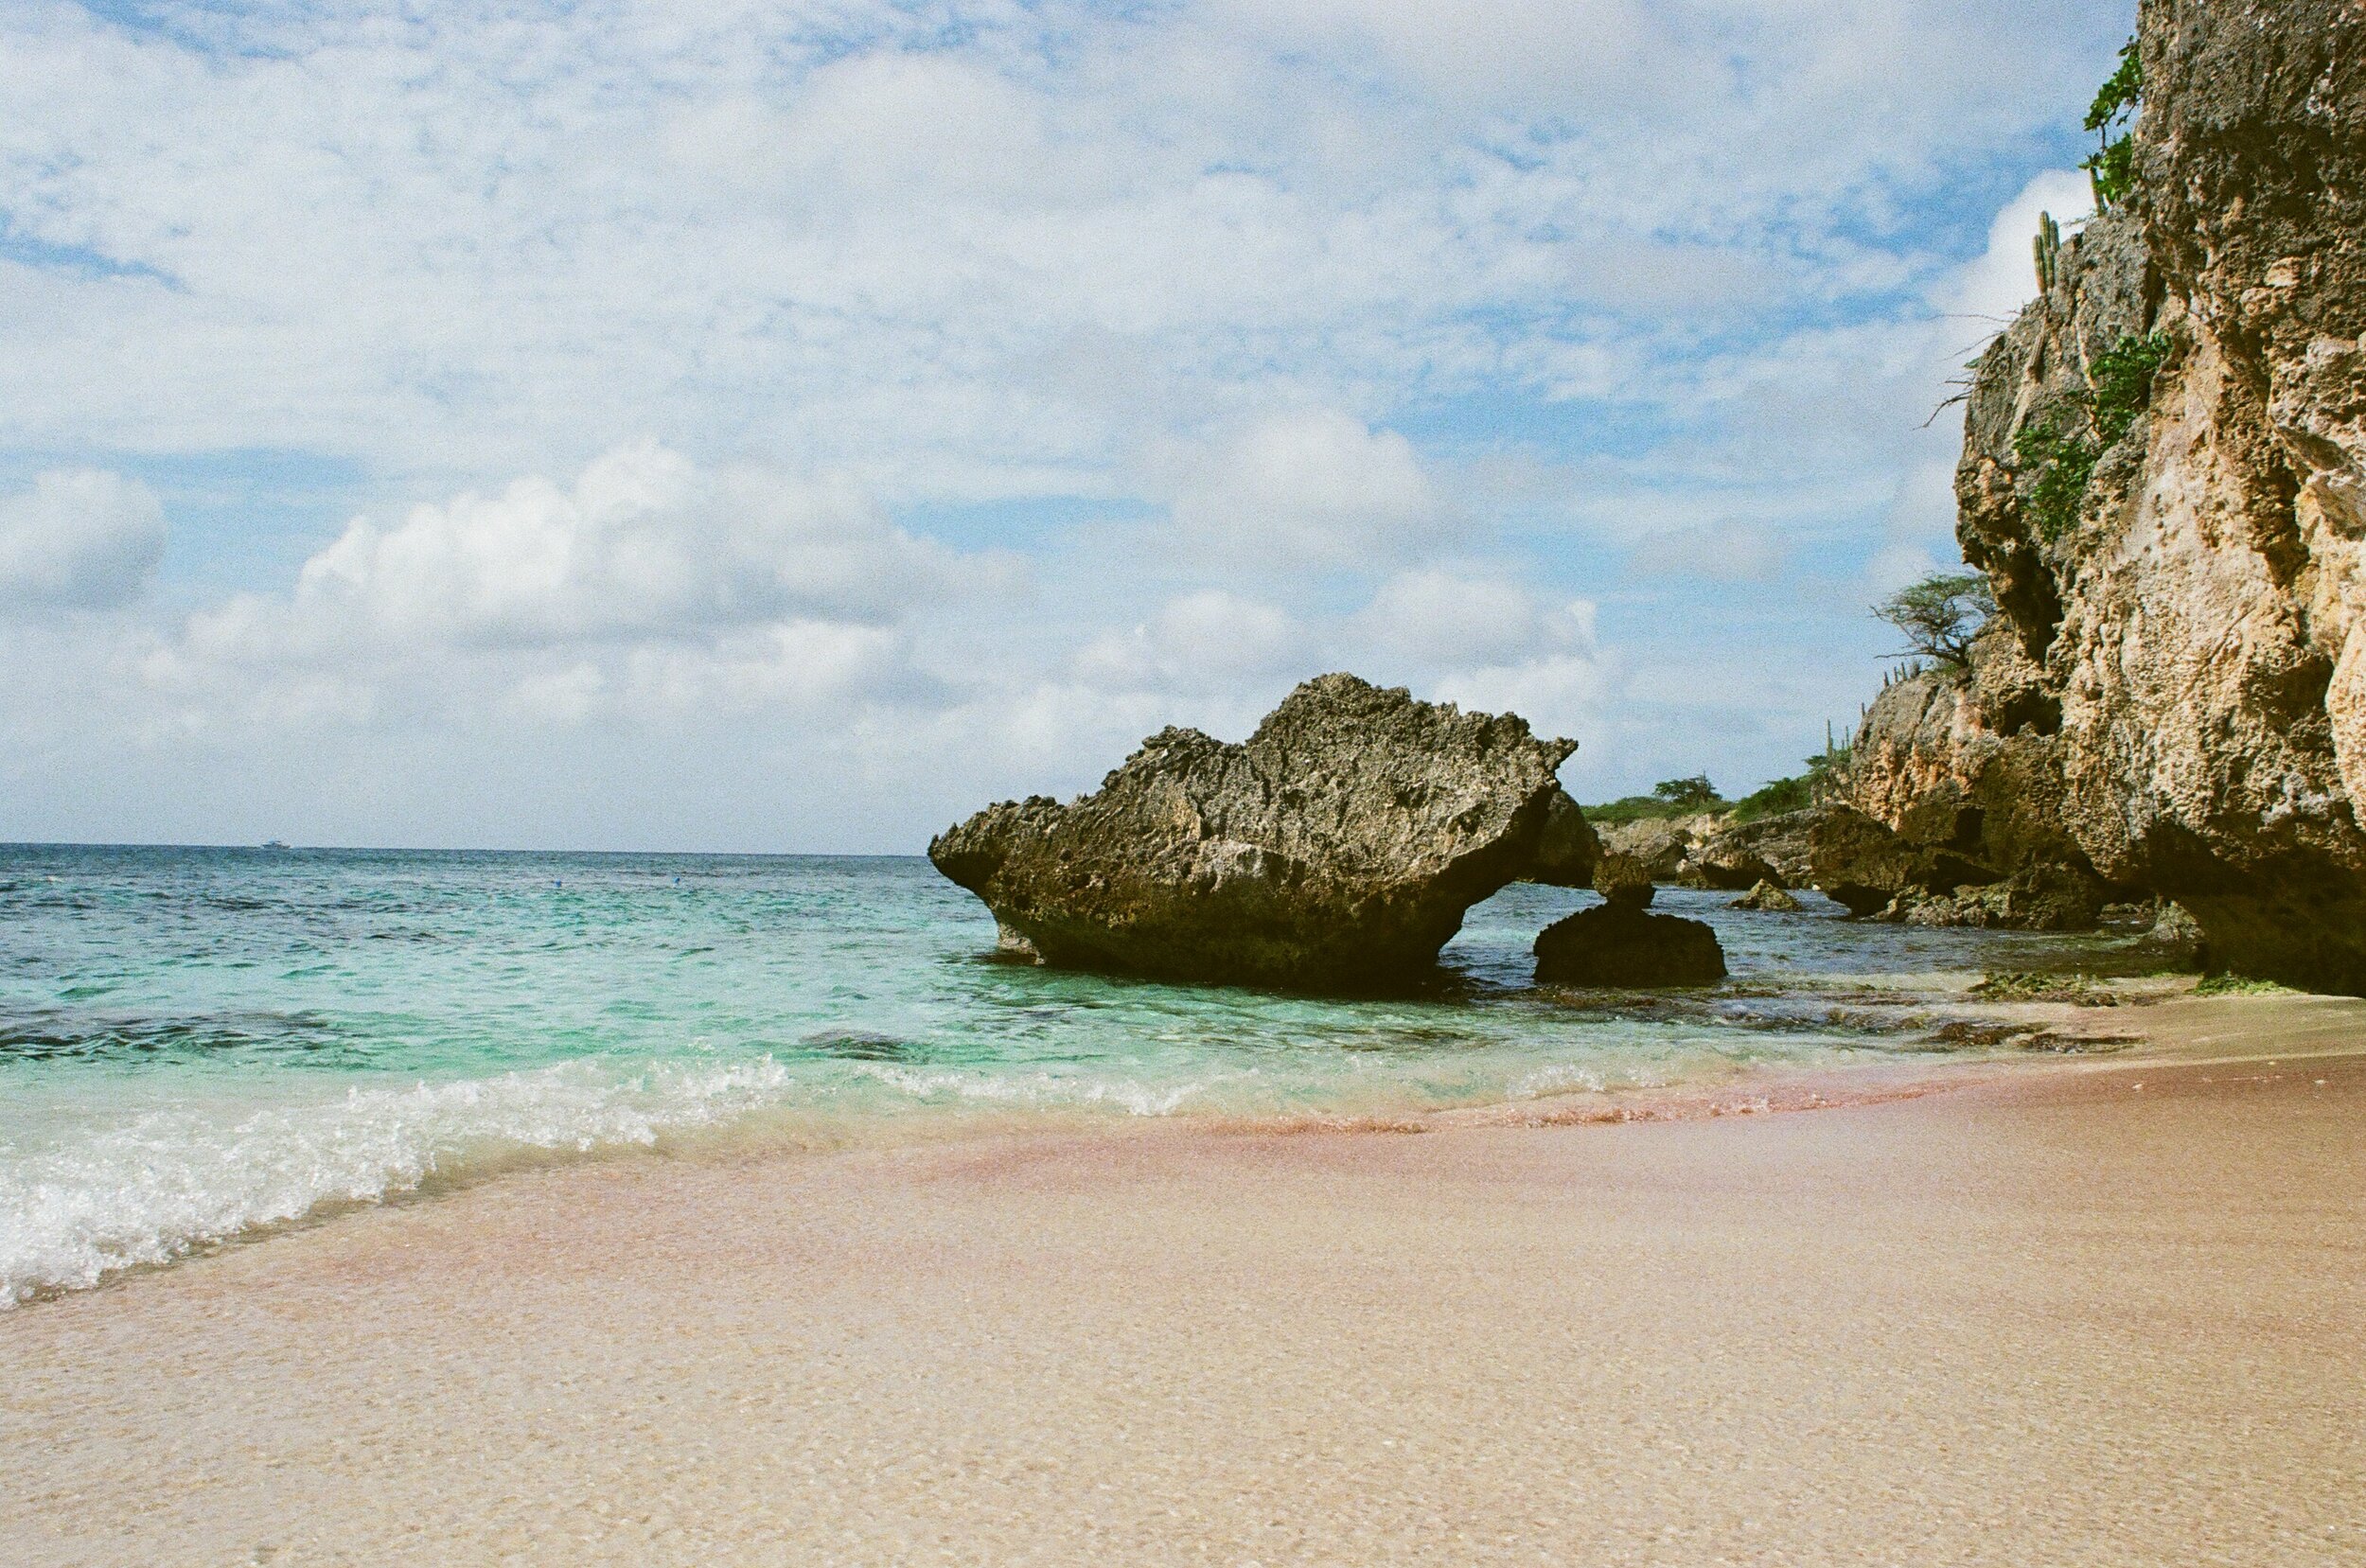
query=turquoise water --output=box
[1,846,2148,1304]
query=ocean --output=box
[0,845,2156,1306]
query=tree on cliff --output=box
[1651,775,1720,809]
[1874,572,1995,670]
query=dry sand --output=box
[4,995,2363,1566]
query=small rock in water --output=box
[1591,852,1656,910]
[1731,880,1803,913]
[1533,905,1727,988]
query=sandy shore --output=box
[5,995,2363,1566]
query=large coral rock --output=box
[927,674,1579,990]
[1732,880,1804,913]
[1590,852,1657,909]
[1524,790,1603,889]
[1837,667,2114,926]
[1842,0,2366,989]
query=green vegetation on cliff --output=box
[2012,331,2174,540]
[2083,36,2142,209]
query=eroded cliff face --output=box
[1854,0,2366,990]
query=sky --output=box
[0,0,2126,852]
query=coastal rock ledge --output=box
[928,674,1582,991]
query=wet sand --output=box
[4,995,2363,1566]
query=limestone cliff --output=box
[1852,0,2366,989]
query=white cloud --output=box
[1344,572,1606,744]
[1625,523,1786,584]
[0,1,2143,845]
[0,1,2127,490]
[0,469,166,610]
[123,446,1003,738]
[1352,571,1558,665]
[1946,167,2094,329]
[1166,411,1448,568]
[1075,590,1308,693]
[288,444,967,648]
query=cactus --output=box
[2033,211,2062,293]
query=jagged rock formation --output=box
[1591,852,1657,909]
[1835,666,2111,926]
[1848,0,2366,989]
[1806,804,1991,919]
[1532,851,1728,987]
[928,674,1580,991]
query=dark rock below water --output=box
[1533,905,1728,988]
[928,673,1578,990]
[1731,880,1803,913]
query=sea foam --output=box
[0,1058,795,1307]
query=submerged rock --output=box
[1731,880,1803,913]
[928,674,1579,990]
[1532,906,1727,988]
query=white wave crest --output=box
[0,1057,794,1307]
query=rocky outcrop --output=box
[1594,816,1712,880]
[1806,805,1991,919]
[928,674,1579,991]
[1835,665,2114,926]
[1525,790,1602,888]
[1532,852,1728,987]
[1678,810,1820,890]
[1591,852,1657,909]
[1732,880,1803,913]
[1850,0,2366,989]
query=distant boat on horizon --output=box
[260,838,291,851]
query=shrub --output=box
[2193,973,2295,996]
[1730,775,1811,821]
[1583,790,1733,826]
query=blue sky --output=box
[0,0,2126,850]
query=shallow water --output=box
[0,845,2162,1304]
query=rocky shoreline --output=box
[933,0,2366,1000]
